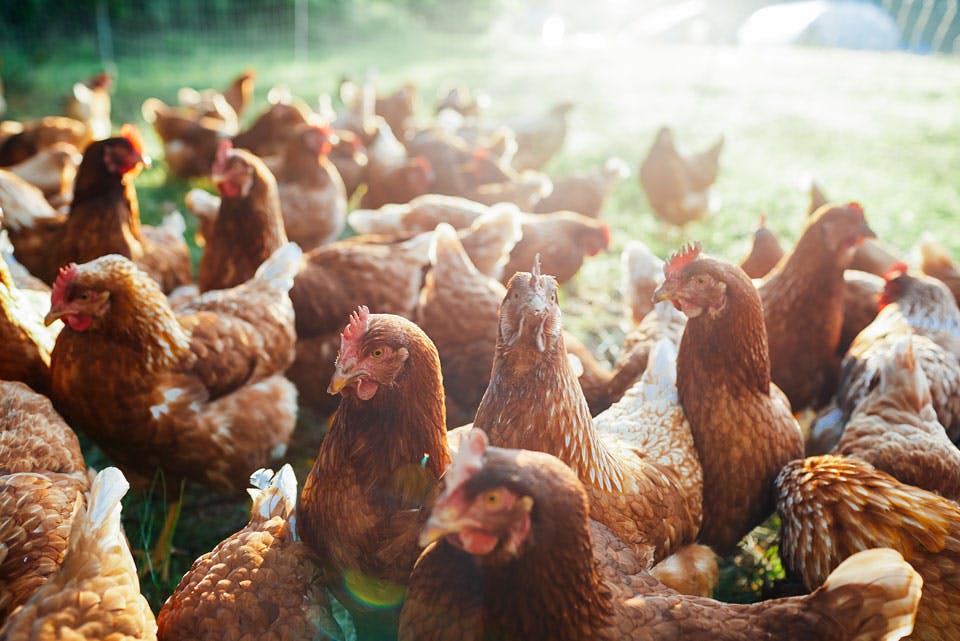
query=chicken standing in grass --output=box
[653,242,803,555]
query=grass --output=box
[5,15,960,615]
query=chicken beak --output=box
[327,366,358,395]
[140,153,152,169]
[419,507,469,547]
[44,307,66,326]
[861,222,877,240]
[651,283,674,304]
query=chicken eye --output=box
[695,276,707,285]
[371,348,384,358]
[78,292,89,301]
[483,491,502,508]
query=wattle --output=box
[66,314,92,332]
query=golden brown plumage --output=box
[63,72,112,141]
[833,267,960,446]
[0,467,157,641]
[232,100,310,158]
[198,142,288,293]
[222,69,255,118]
[918,235,960,305]
[638,127,723,228]
[500,211,610,286]
[653,244,803,554]
[141,97,226,179]
[275,124,347,250]
[777,454,959,641]
[507,101,574,171]
[48,245,300,493]
[0,381,88,623]
[533,157,629,218]
[8,142,81,208]
[0,116,90,168]
[157,465,340,641]
[759,202,876,411]
[473,265,702,569]
[836,337,960,500]
[739,214,784,279]
[404,432,921,641]
[298,310,451,640]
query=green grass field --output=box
[5,18,960,616]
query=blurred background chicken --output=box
[638,126,724,229]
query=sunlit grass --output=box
[8,19,960,612]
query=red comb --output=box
[531,253,542,281]
[882,261,909,282]
[212,139,233,175]
[120,124,144,156]
[342,305,370,343]
[846,201,864,213]
[51,263,79,308]
[665,242,702,278]
[471,147,489,162]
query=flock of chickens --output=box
[1,68,960,641]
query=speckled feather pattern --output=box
[0,468,157,641]
[777,455,960,641]
[49,254,297,493]
[0,256,58,391]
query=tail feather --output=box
[83,467,130,534]
[428,223,473,272]
[812,548,921,641]
[247,463,298,524]
[917,233,955,271]
[638,338,679,401]
[252,242,304,293]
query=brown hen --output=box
[157,465,340,641]
[739,214,784,279]
[0,381,88,623]
[473,264,703,570]
[836,337,960,500]
[653,243,803,554]
[298,309,451,640]
[47,245,300,494]
[759,202,876,411]
[0,467,157,641]
[918,235,960,305]
[777,454,960,641]
[198,141,288,293]
[403,430,921,641]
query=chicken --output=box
[434,84,487,119]
[918,235,960,305]
[8,127,191,293]
[829,265,960,447]
[360,156,435,210]
[414,224,505,426]
[653,242,804,554]
[198,141,288,293]
[328,128,368,199]
[222,69,256,118]
[0,467,157,641]
[8,142,81,209]
[286,233,432,415]
[507,101,574,171]
[63,72,112,141]
[47,244,300,494]
[777,454,959,641]
[273,123,347,250]
[375,82,417,143]
[461,168,552,212]
[835,337,960,501]
[759,202,876,411]
[404,125,511,198]
[621,240,664,325]
[606,301,687,412]
[347,194,491,236]
[0,169,67,281]
[232,98,311,158]
[472,262,703,569]
[838,269,884,356]
[157,465,342,641]
[638,127,724,228]
[141,97,227,178]
[298,308,452,640]
[0,116,89,168]
[500,210,611,285]
[0,381,88,622]
[807,183,901,277]
[403,429,922,641]
[533,157,629,218]
[0,243,60,392]
[739,214,784,279]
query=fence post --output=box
[96,0,117,75]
